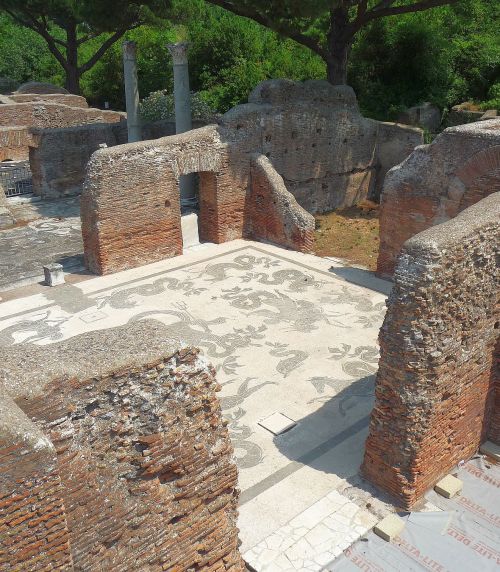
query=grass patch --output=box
[313,201,379,270]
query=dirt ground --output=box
[313,201,380,270]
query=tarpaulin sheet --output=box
[328,457,500,571]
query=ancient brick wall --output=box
[8,93,89,108]
[221,80,422,213]
[0,321,243,571]
[81,80,422,275]
[0,102,124,129]
[362,193,500,508]
[488,337,500,444]
[0,126,33,161]
[30,124,121,198]
[81,126,228,274]
[377,119,500,277]
[0,397,73,570]
[248,154,315,252]
[28,120,206,199]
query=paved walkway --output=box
[0,239,392,569]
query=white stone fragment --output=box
[373,514,405,542]
[43,262,65,286]
[434,474,463,499]
[258,412,296,435]
[181,212,200,249]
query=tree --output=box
[0,0,172,93]
[205,0,460,85]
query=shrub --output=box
[139,90,217,122]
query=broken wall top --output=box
[0,320,182,400]
[384,118,500,199]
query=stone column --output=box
[168,42,195,204]
[122,41,141,143]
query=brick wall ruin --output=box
[81,125,315,274]
[0,321,243,571]
[81,79,419,275]
[363,192,500,508]
[248,154,315,252]
[377,118,500,277]
[0,102,124,130]
[223,80,422,213]
[29,119,206,199]
[0,92,124,164]
[0,126,33,161]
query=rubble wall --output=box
[377,119,500,277]
[363,192,500,508]
[81,80,421,275]
[0,321,243,571]
[29,120,207,199]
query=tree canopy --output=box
[206,0,460,84]
[0,0,172,92]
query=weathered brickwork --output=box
[7,93,89,108]
[0,102,124,130]
[377,119,500,277]
[0,322,243,571]
[0,398,73,570]
[29,120,206,199]
[223,80,422,213]
[0,99,124,162]
[82,80,419,275]
[0,126,32,161]
[248,154,315,253]
[363,193,500,508]
[488,337,500,444]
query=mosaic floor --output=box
[0,196,82,291]
[0,239,390,568]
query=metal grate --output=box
[0,160,33,197]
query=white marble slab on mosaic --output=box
[244,490,377,571]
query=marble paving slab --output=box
[244,490,377,571]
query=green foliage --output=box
[480,82,500,110]
[82,0,325,111]
[0,1,175,92]
[186,1,325,112]
[0,14,61,85]
[139,89,217,121]
[80,23,177,108]
[0,0,497,117]
[349,0,500,119]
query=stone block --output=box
[181,212,200,249]
[258,412,296,435]
[434,475,463,499]
[373,514,405,542]
[480,441,500,461]
[43,262,65,286]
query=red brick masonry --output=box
[81,128,315,275]
[0,322,244,571]
[377,120,500,277]
[363,192,500,508]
